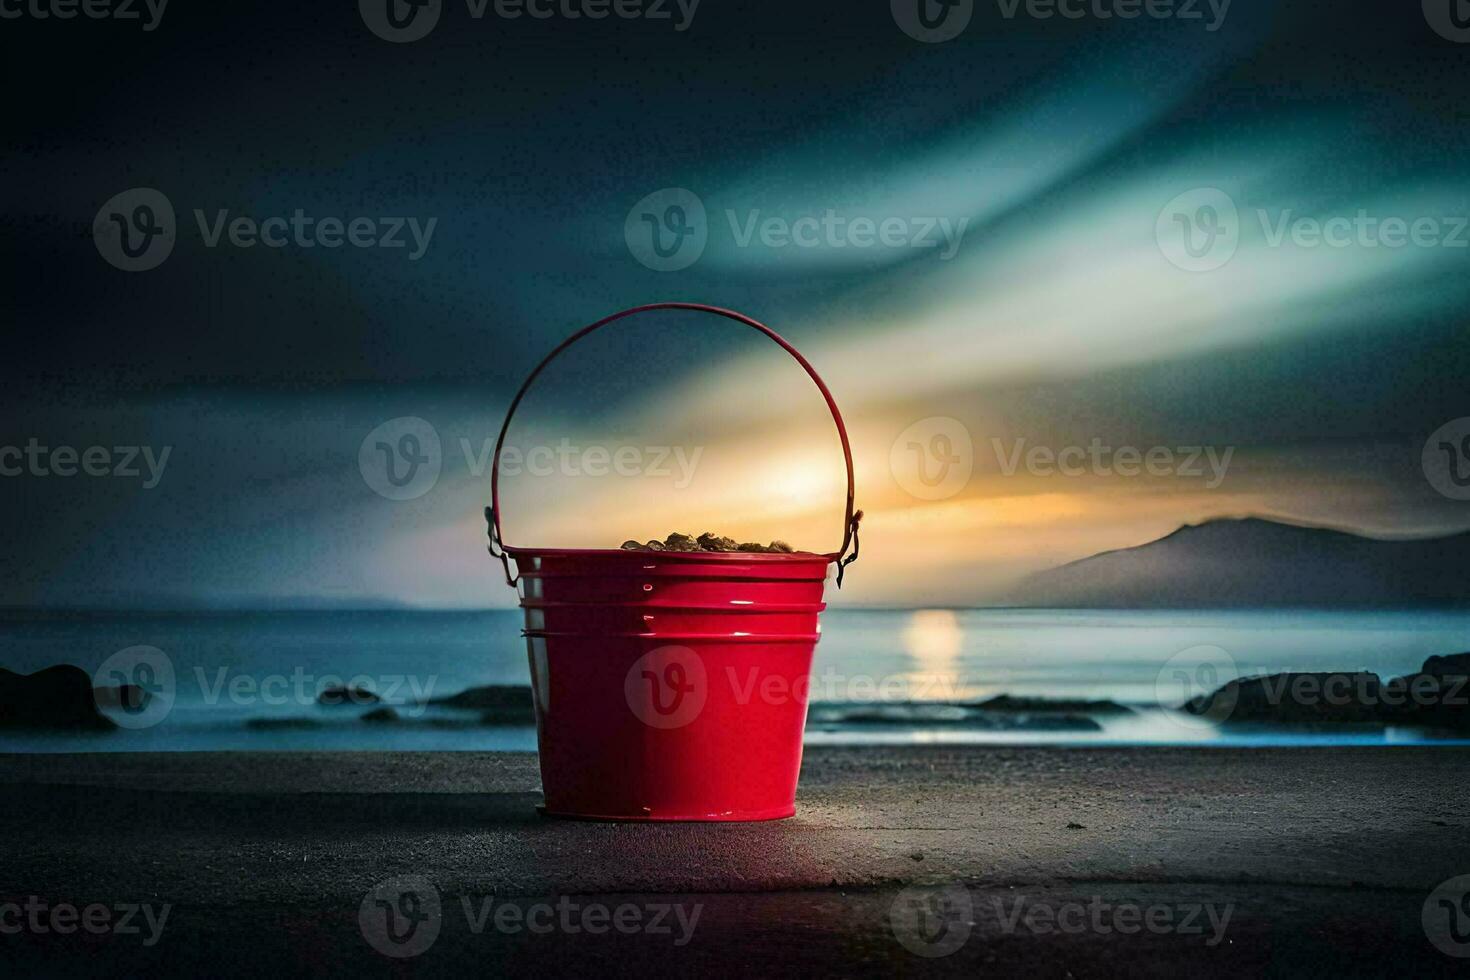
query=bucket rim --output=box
[506,546,837,561]
[518,599,828,612]
[522,630,822,643]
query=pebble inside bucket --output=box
[487,303,861,821]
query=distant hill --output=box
[1009,518,1470,608]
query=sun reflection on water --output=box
[900,609,970,700]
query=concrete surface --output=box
[1,746,1467,976]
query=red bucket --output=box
[487,303,861,821]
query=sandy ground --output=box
[1,746,1468,976]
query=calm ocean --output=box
[2,607,1468,751]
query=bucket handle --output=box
[486,302,862,588]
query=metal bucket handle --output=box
[486,302,862,588]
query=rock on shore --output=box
[0,665,122,730]
[1184,653,1470,730]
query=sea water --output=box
[1,607,1467,751]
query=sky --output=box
[3,0,1469,608]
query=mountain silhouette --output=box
[1011,517,1470,608]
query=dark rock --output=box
[619,534,806,554]
[431,685,536,724]
[1185,672,1386,725]
[0,666,116,730]
[696,532,739,552]
[361,707,401,724]
[431,685,533,712]
[806,702,1102,732]
[1185,659,1470,731]
[1419,652,1470,677]
[316,684,381,706]
[976,694,1134,716]
[92,683,150,712]
[244,717,324,730]
[983,712,1101,732]
[479,706,535,726]
[1381,654,1470,731]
